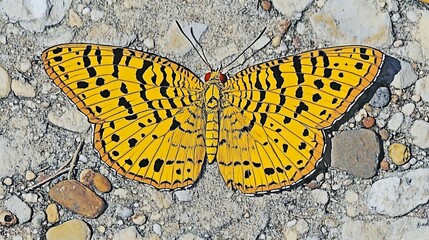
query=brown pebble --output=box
[306,180,319,189]
[49,180,106,218]
[46,219,91,240]
[380,160,390,171]
[46,203,60,224]
[379,128,390,140]
[260,0,272,11]
[0,210,17,227]
[93,173,112,193]
[362,116,375,128]
[79,169,95,186]
[278,19,291,34]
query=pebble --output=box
[19,59,32,72]
[410,120,429,148]
[401,103,415,116]
[115,206,133,219]
[131,212,147,225]
[0,210,17,227]
[393,39,403,48]
[411,94,421,102]
[4,195,32,223]
[380,160,390,171]
[345,190,359,203]
[379,128,390,140]
[415,11,429,57]
[174,190,192,202]
[414,76,429,103]
[47,107,90,133]
[90,9,104,21]
[69,9,83,27]
[331,130,380,178]
[409,158,418,165]
[79,169,95,186]
[260,0,272,11]
[308,0,392,46]
[406,11,419,22]
[46,203,60,224]
[0,34,6,44]
[354,108,367,122]
[21,193,38,203]
[97,225,106,234]
[161,21,207,55]
[388,143,410,165]
[271,36,282,48]
[11,80,36,98]
[391,60,418,89]
[251,35,271,50]
[277,19,291,34]
[25,170,36,181]
[82,7,91,15]
[362,116,375,128]
[113,188,129,198]
[112,226,143,240]
[49,180,106,218]
[0,65,11,98]
[46,219,91,240]
[93,173,112,193]
[387,112,403,131]
[3,177,13,186]
[272,0,312,17]
[311,189,329,205]
[153,223,162,235]
[31,211,46,228]
[367,169,429,217]
[306,180,319,189]
[143,38,155,49]
[369,87,390,107]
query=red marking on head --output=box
[219,73,227,83]
[204,72,211,82]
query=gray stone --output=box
[414,76,429,103]
[153,223,162,235]
[272,0,312,18]
[410,120,429,149]
[310,189,329,205]
[174,190,192,202]
[11,80,36,98]
[369,87,390,107]
[31,211,46,228]
[414,11,429,60]
[112,226,143,240]
[4,195,32,223]
[367,169,429,217]
[391,60,418,89]
[115,207,134,219]
[387,112,404,131]
[401,103,415,116]
[0,65,11,98]
[331,130,380,178]
[47,106,90,133]
[161,21,207,56]
[309,0,393,46]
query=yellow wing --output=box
[219,46,385,194]
[42,44,206,190]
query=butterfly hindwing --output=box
[42,44,206,189]
[220,46,384,194]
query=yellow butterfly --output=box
[42,43,384,194]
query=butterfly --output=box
[42,43,384,194]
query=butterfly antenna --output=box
[175,20,213,71]
[221,27,268,73]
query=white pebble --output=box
[411,94,421,102]
[406,11,419,22]
[387,112,404,131]
[393,40,403,48]
[143,38,155,49]
[97,225,106,233]
[401,103,415,116]
[409,158,417,165]
[0,34,6,44]
[3,177,13,186]
[174,190,192,202]
[287,219,297,227]
[21,193,38,203]
[354,108,367,122]
[90,9,104,21]
[153,224,162,235]
[132,213,147,225]
[25,170,37,181]
[391,13,400,22]
[19,59,32,72]
[82,7,91,15]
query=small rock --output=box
[79,169,95,186]
[415,11,429,58]
[401,103,415,116]
[388,143,410,166]
[161,21,207,55]
[153,224,162,235]
[387,112,403,131]
[97,225,106,234]
[25,170,36,181]
[406,11,419,22]
[271,36,282,48]
[260,0,272,11]
[411,94,421,102]
[90,9,104,21]
[5,195,32,223]
[21,193,38,203]
[331,130,380,178]
[306,180,319,189]
[31,211,46,228]
[369,87,390,107]
[251,35,271,50]
[311,189,329,204]
[391,60,418,89]
[379,128,389,140]
[367,169,429,217]
[46,203,60,224]
[115,207,133,219]
[49,180,106,218]
[393,39,403,48]
[0,65,11,98]
[131,213,147,225]
[344,190,359,203]
[93,173,112,193]
[0,210,17,227]
[0,34,6,44]
[113,188,129,198]
[11,80,36,98]
[69,9,82,27]
[277,19,291,34]
[354,108,367,122]
[47,107,90,133]
[112,226,142,240]
[410,120,429,148]
[3,177,13,186]
[46,219,91,240]
[362,116,375,128]
[272,0,312,17]
[380,160,390,171]
[174,190,192,202]
[82,7,90,15]
[19,59,32,72]
[414,76,429,103]
[143,38,155,49]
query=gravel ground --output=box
[1,0,429,239]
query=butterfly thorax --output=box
[203,72,224,164]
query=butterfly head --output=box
[204,72,227,83]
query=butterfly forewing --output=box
[42,44,206,190]
[220,46,384,194]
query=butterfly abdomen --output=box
[204,77,222,164]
